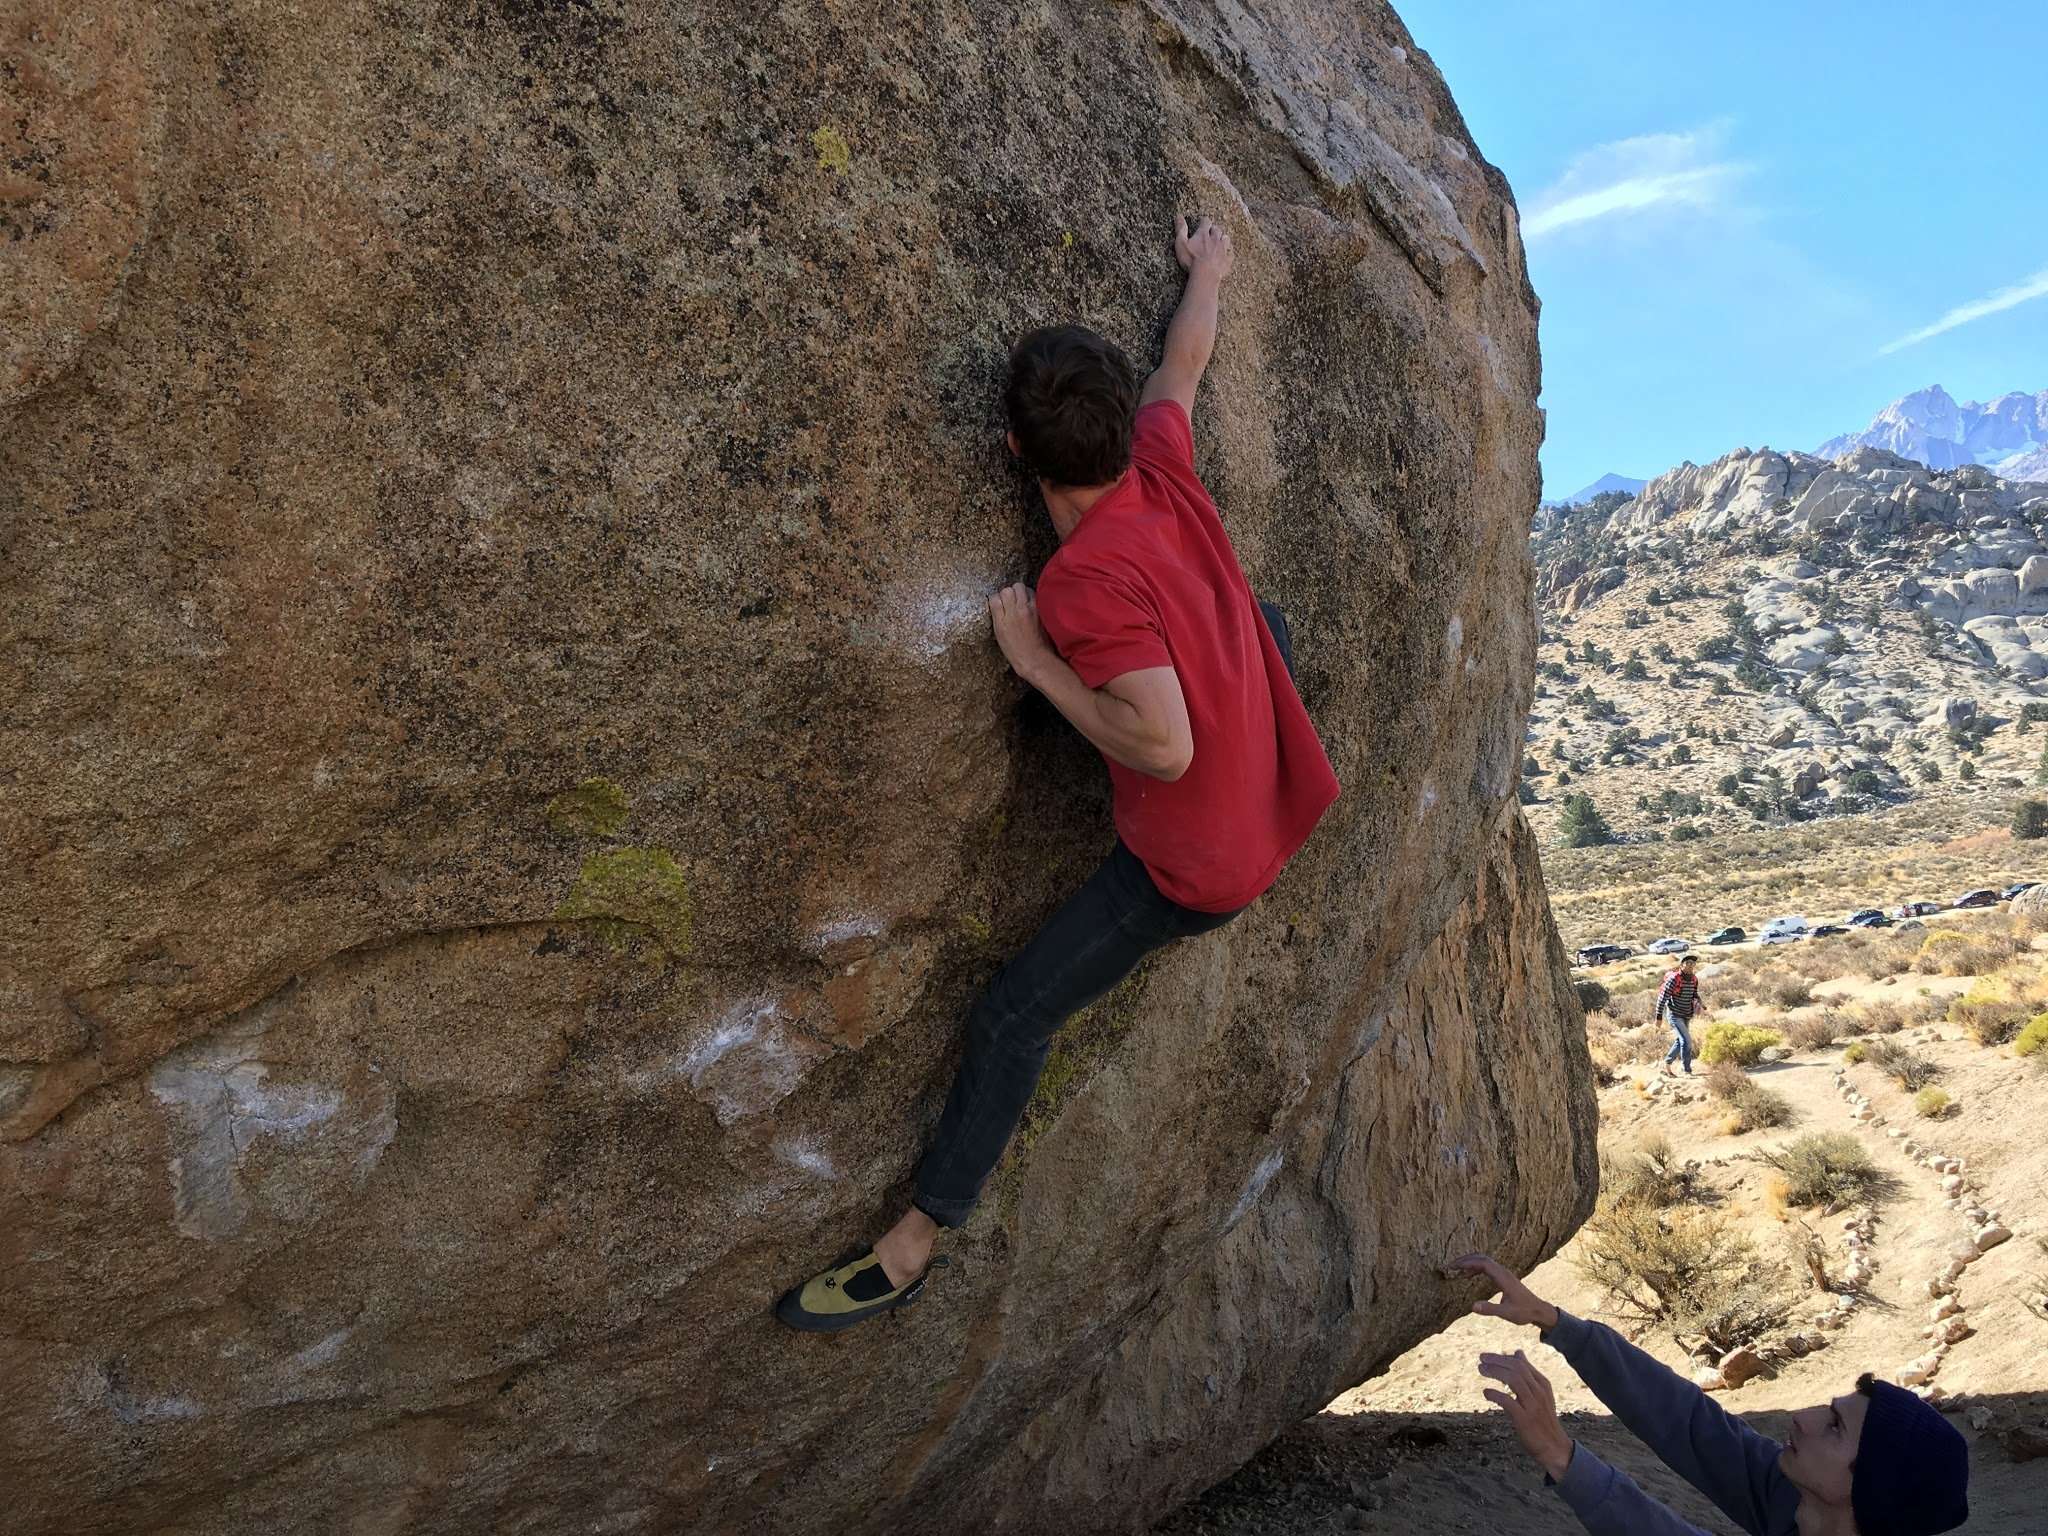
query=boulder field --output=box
[0,2,1592,1531]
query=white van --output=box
[1760,914,1808,943]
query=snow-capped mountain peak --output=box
[1817,384,2048,478]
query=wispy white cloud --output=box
[1523,126,1750,240]
[1876,264,2048,355]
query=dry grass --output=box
[1548,796,2044,954]
[1589,1045,1619,1086]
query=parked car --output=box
[1895,901,1941,918]
[1953,888,2001,909]
[1760,915,1809,942]
[1847,908,1891,928]
[1647,937,1690,954]
[1574,943,1633,966]
[1706,926,1746,945]
[2004,881,2038,901]
[1808,924,1848,939]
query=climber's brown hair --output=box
[1004,325,1138,489]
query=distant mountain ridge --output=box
[1816,384,2048,479]
[1544,472,1648,508]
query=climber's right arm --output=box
[1140,215,1233,420]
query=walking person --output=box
[1656,953,1706,1076]
[1450,1254,1969,1536]
[776,215,1340,1331]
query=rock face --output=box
[0,4,1589,1533]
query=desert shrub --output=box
[1853,994,1936,1035]
[1574,979,1611,1013]
[1724,1081,1794,1134]
[1671,822,1703,842]
[1841,1041,1867,1064]
[1575,1201,1794,1353]
[1858,935,1921,979]
[1786,947,1856,984]
[1947,977,2032,1046]
[1698,1022,1783,1066]
[1611,1024,1671,1065]
[1589,1045,1619,1087]
[1753,1133,1887,1211]
[1914,1086,1951,1118]
[1783,1011,1842,1051]
[1863,1038,1942,1091]
[1916,931,2023,978]
[1609,989,1660,1026]
[1600,1133,1698,1209]
[1770,975,1816,1008]
[2013,800,2048,840]
[1912,932,1968,973]
[1704,1059,1748,1100]
[2014,1012,2048,1058]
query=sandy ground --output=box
[1155,969,2048,1535]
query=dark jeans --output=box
[911,601,1294,1228]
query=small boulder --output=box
[1718,1347,1766,1387]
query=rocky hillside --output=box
[1527,444,2048,847]
[1,4,1591,1534]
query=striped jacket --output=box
[1656,969,1701,1020]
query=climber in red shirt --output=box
[778,215,1340,1331]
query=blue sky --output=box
[1398,1,2048,498]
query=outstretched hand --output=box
[1478,1350,1575,1481]
[1174,214,1234,280]
[1448,1253,1560,1332]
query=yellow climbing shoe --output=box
[775,1248,941,1333]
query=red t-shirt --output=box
[1035,400,1340,912]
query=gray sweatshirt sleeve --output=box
[1553,1440,1718,1536]
[1542,1309,1796,1536]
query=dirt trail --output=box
[1158,994,2048,1535]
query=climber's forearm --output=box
[1160,266,1223,381]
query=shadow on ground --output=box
[1152,1391,2048,1535]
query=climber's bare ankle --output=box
[874,1208,939,1288]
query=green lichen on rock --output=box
[555,846,691,959]
[810,125,850,173]
[546,776,631,838]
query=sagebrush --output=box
[1753,1133,1889,1212]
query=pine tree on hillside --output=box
[1557,793,1615,849]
